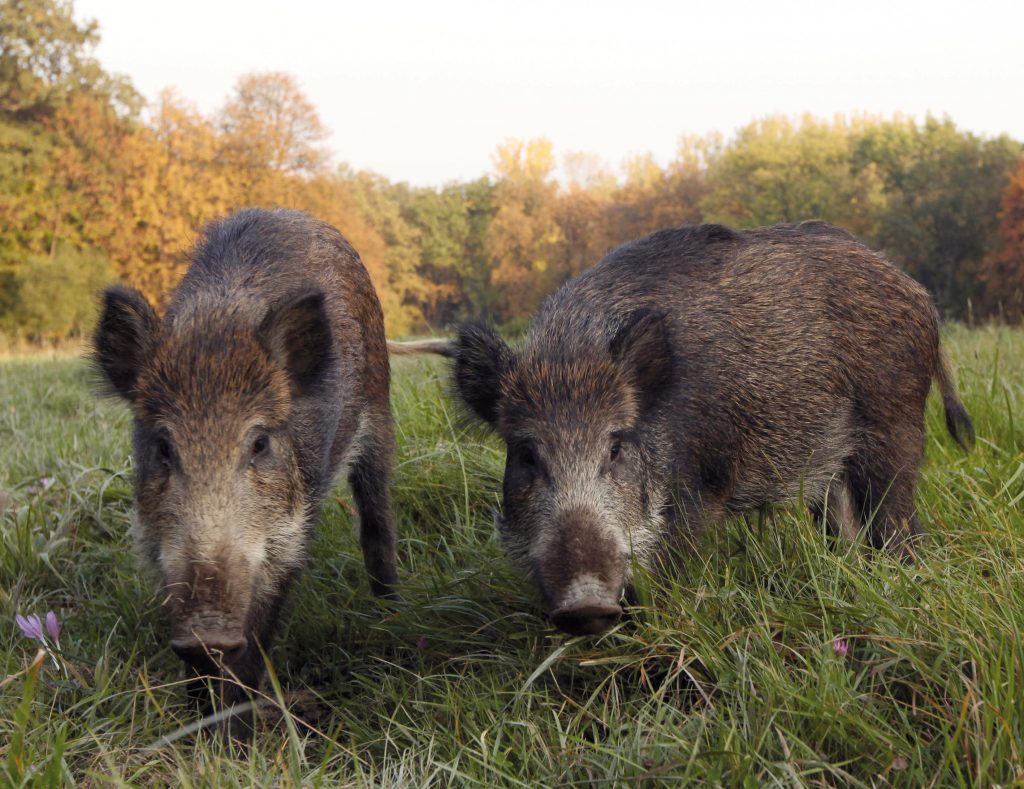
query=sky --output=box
[76,0,1024,187]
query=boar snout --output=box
[534,509,626,636]
[550,599,622,636]
[170,628,248,671]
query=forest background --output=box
[3,0,1024,344]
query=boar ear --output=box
[260,288,333,396]
[610,310,674,411]
[453,321,513,425]
[93,286,160,402]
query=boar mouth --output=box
[549,599,624,636]
[170,630,249,675]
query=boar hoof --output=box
[550,600,623,636]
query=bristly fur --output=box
[371,220,975,635]
[92,208,399,740]
[437,219,973,634]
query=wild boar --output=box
[398,221,974,636]
[94,208,398,734]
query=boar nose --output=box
[550,598,623,636]
[170,633,248,667]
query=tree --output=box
[0,0,137,120]
[280,171,401,331]
[603,141,708,249]
[109,90,235,302]
[0,0,139,330]
[979,158,1024,321]
[554,151,617,282]
[487,138,561,320]
[0,115,53,272]
[851,117,1021,317]
[701,115,874,231]
[404,177,496,325]
[219,71,328,203]
[339,168,429,334]
[40,93,136,258]
[404,185,471,325]
[8,244,114,340]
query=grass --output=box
[1,324,1022,786]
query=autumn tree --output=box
[553,152,614,280]
[337,169,431,333]
[40,94,135,255]
[979,158,1024,321]
[0,0,138,334]
[604,141,708,249]
[218,71,329,204]
[487,138,561,321]
[0,0,137,121]
[661,133,717,226]
[105,90,235,302]
[0,116,52,275]
[276,170,398,329]
[3,4,1024,341]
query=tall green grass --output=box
[1,325,1022,785]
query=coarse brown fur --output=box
[93,208,398,738]
[425,220,973,636]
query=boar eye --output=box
[251,433,270,460]
[609,439,623,463]
[153,435,173,468]
[516,446,536,468]
[509,442,545,484]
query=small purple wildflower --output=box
[416,636,430,650]
[832,638,849,657]
[45,611,60,645]
[16,613,45,642]
[28,476,56,495]
[16,611,65,675]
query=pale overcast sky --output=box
[76,0,1024,186]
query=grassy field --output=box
[1,325,1022,786]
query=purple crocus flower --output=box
[45,611,60,645]
[16,613,45,642]
[832,638,849,657]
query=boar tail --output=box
[387,338,456,358]
[935,348,975,451]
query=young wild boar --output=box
[94,208,398,733]
[408,221,974,637]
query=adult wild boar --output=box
[404,221,974,637]
[94,208,398,731]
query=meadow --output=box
[1,325,1022,786]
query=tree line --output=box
[2,0,1023,343]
